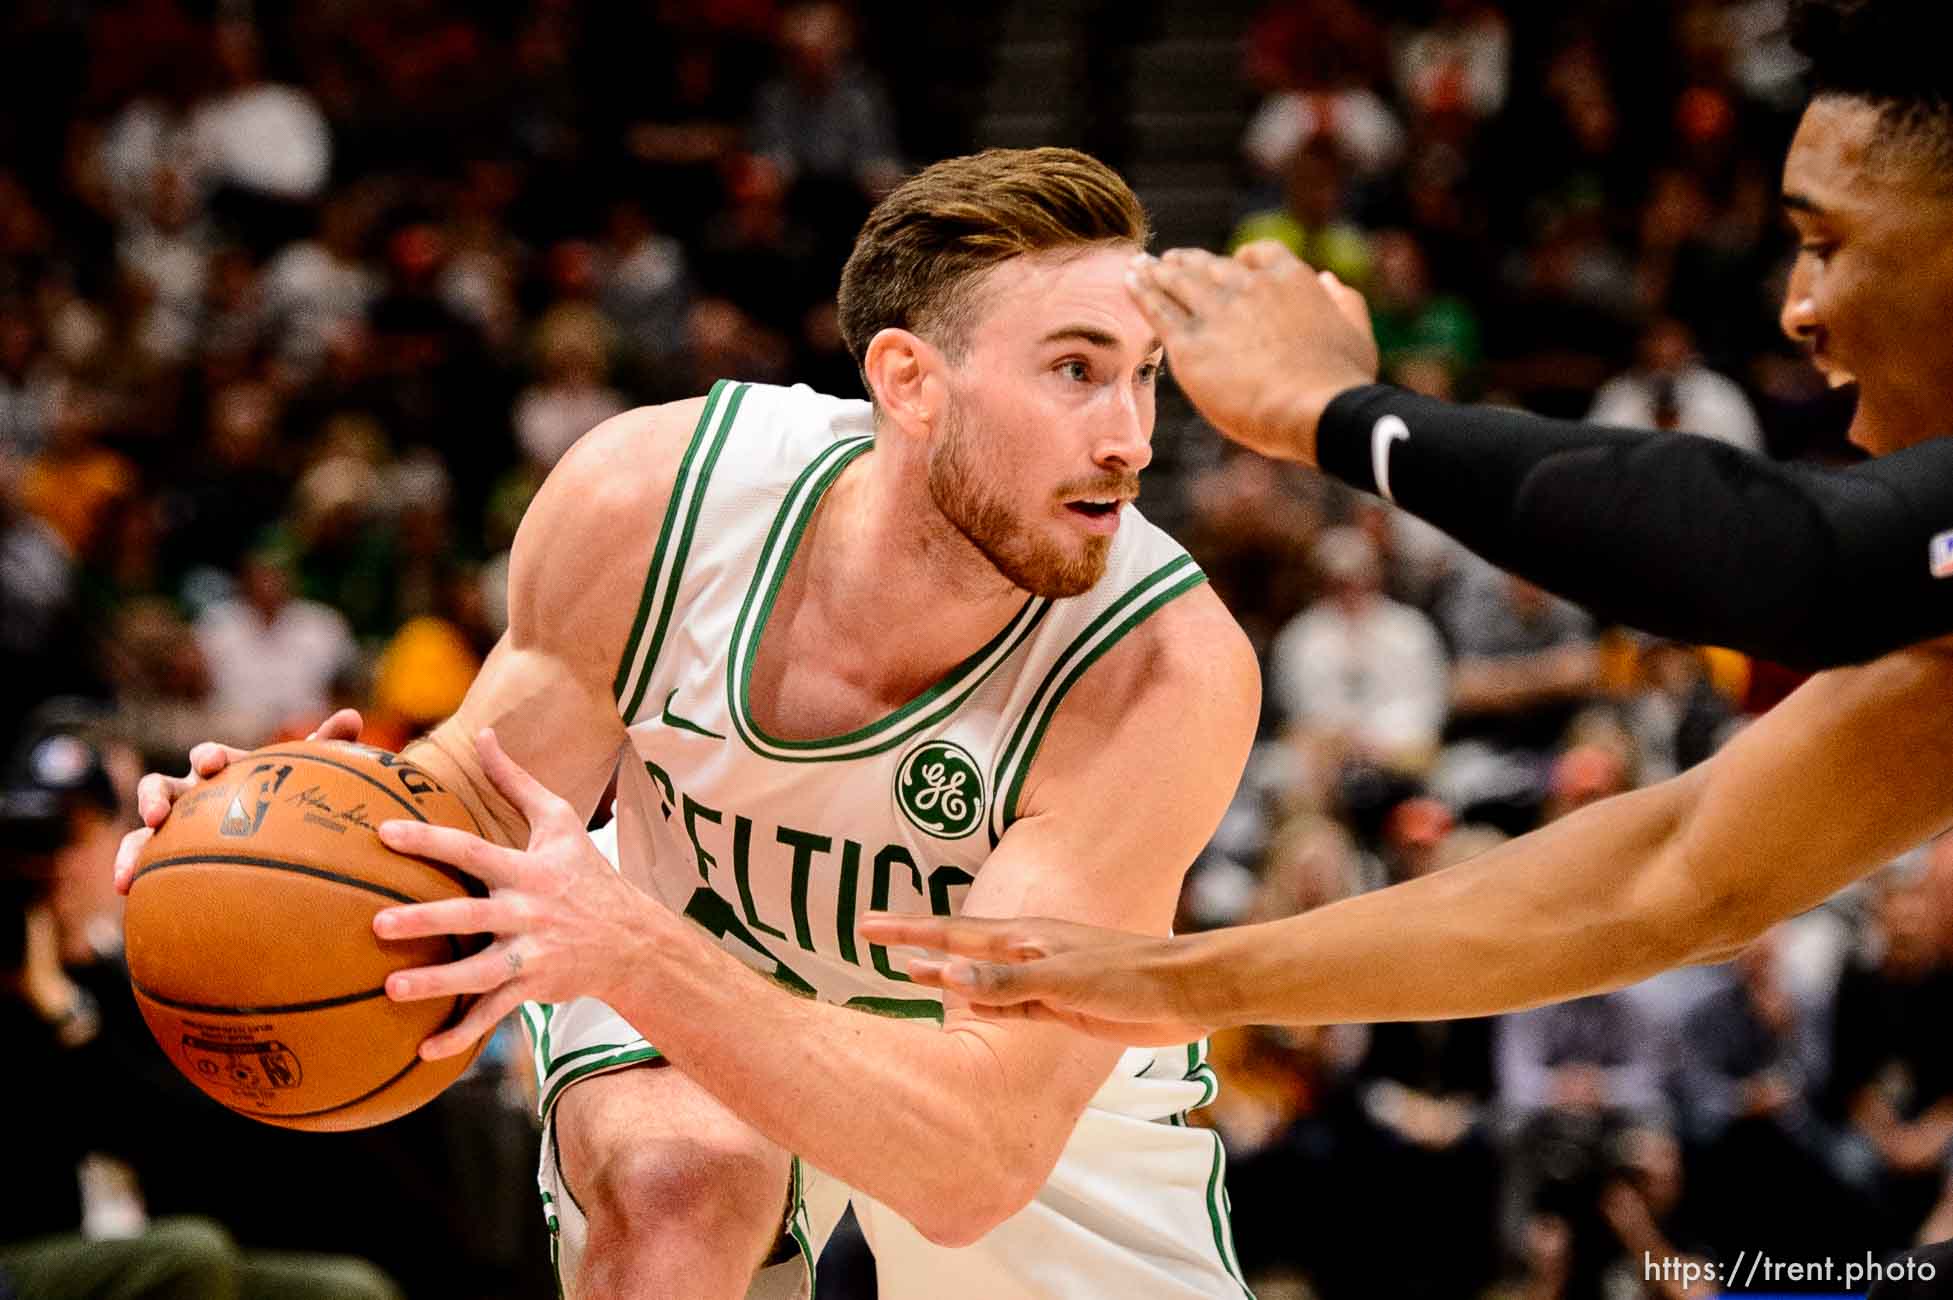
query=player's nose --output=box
[1093,389,1153,473]
[1780,264,1820,347]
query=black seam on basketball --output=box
[245,750,432,821]
[414,857,491,900]
[273,1051,428,1120]
[270,992,474,1120]
[131,854,420,904]
[132,979,389,1016]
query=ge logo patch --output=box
[896,740,984,840]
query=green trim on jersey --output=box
[987,553,1206,844]
[614,380,750,723]
[520,1001,556,1086]
[539,1045,663,1122]
[1204,1131,1254,1297]
[1185,1038,1219,1110]
[726,435,1052,762]
[786,1157,818,1298]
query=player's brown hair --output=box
[837,147,1150,386]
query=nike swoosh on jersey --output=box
[661,689,727,741]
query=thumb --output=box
[1317,270,1375,339]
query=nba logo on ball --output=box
[1931,529,1953,579]
[896,740,984,840]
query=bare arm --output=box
[870,642,1953,1040]
[1204,643,1953,1025]
[400,399,707,842]
[379,587,1261,1246]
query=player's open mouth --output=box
[1063,499,1124,534]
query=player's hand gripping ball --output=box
[123,740,489,1130]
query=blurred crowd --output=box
[0,0,1931,1297]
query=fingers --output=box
[903,957,1039,1006]
[1149,247,1220,312]
[386,939,519,1001]
[113,826,154,894]
[938,957,1041,1005]
[473,729,569,830]
[378,820,523,887]
[421,986,524,1061]
[1125,253,1193,331]
[308,708,364,742]
[1130,247,1261,334]
[1317,269,1375,338]
[188,741,249,779]
[135,771,195,828]
[859,912,1050,963]
[902,957,961,991]
[373,895,515,941]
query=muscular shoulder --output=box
[1077,582,1260,725]
[505,397,712,679]
[1017,582,1260,827]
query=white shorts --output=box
[523,999,1252,1300]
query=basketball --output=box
[124,740,490,1131]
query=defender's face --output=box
[931,245,1162,598]
[1780,98,1953,456]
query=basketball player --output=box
[114,148,1262,1299]
[1131,0,1953,675]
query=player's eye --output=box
[1058,359,1091,382]
[1137,360,1162,384]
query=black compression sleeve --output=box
[1317,384,1953,669]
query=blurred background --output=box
[0,1,1925,1298]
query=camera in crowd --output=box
[0,722,116,973]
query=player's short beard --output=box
[926,403,1111,599]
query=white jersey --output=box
[526,380,1251,1299]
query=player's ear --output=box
[863,327,945,439]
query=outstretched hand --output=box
[1126,241,1379,465]
[856,912,1223,1047]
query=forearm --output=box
[1181,776,1731,1026]
[402,726,526,849]
[611,915,1072,1241]
[1317,385,1953,668]
[399,644,630,850]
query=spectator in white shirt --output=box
[195,546,355,745]
[190,20,332,256]
[1270,527,1450,771]
[1588,316,1765,453]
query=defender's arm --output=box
[1317,386,1953,670]
[873,642,1953,1039]
[1196,641,1953,1025]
